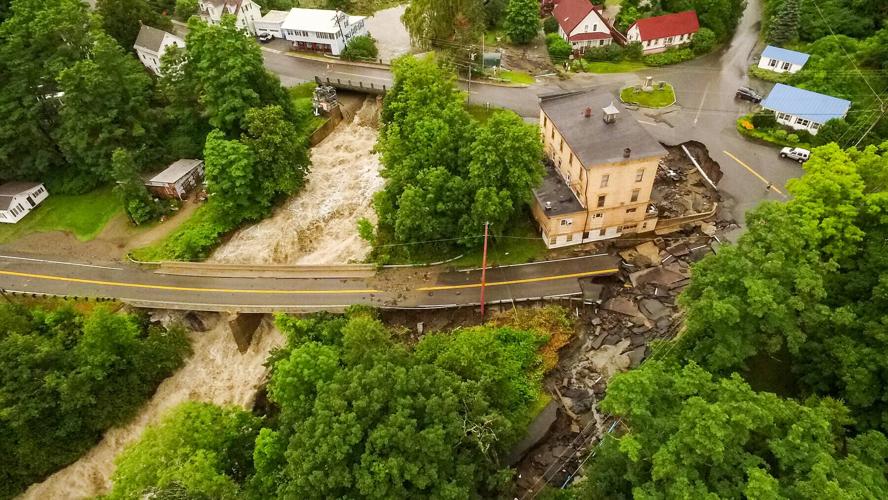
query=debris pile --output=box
[513,230,723,496]
[652,142,722,219]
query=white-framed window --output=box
[666,36,673,43]
[560,219,573,226]
[597,195,606,208]
[549,236,556,245]
[796,118,810,127]
[777,112,791,121]
[782,61,791,70]
[600,174,609,188]
[592,212,602,219]
[616,225,623,233]
[599,228,607,236]
[769,58,778,67]
[599,40,604,46]
[635,168,644,182]
[646,40,651,47]
[630,189,640,203]
[811,122,821,130]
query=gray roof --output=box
[761,84,851,124]
[0,182,42,211]
[533,164,585,216]
[148,159,203,185]
[259,9,290,24]
[541,91,667,166]
[134,25,170,52]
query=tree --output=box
[690,26,716,54]
[813,118,852,146]
[56,32,154,191]
[545,33,572,64]
[253,311,546,498]
[0,0,94,188]
[0,305,190,499]
[504,0,540,45]
[240,105,310,202]
[185,16,291,136]
[174,0,199,19]
[156,44,210,159]
[111,148,163,225]
[542,15,559,34]
[676,142,888,432]
[97,0,173,50]
[580,361,888,498]
[107,402,260,499]
[203,129,260,224]
[340,35,379,61]
[767,0,799,46]
[401,0,485,49]
[483,0,508,27]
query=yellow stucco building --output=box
[531,91,666,248]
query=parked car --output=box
[780,147,810,163]
[735,87,763,103]
[258,32,274,43]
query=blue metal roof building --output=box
[761,84,851,124]
[761,45,810,67]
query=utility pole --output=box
[467,50,476,105]
[479,221,490,319]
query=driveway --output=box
[364,4,412,63]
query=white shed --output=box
[0,182,49,224]
[757,45,809,74]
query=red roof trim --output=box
[569,32,612,41]
[629,10,699,41]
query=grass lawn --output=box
[605,0,622,6]
[289,83,328,132]
[484,27,508,46]
[451,216,548,268]
[496,70,535,85]
[620,83,676,108]
[0,187,121,244]
[581,60,647,73]
[466,103,499,123]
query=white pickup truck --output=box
[780,147,810,163]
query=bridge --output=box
[314,74,391,95]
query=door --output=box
[26,196,35,207]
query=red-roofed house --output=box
[553,0,614,52]
[625,11,699,54]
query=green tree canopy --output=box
[111,148,164,225]
[341,35,379,61]
[504,0,541,44]
[402,0,486,49]
[581,361,888,498]
[107,402,261,499]
[0,304,190,499]
[97,0,173,50]
[252,310,547,498]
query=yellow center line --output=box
[0,270,381,295]
[723,150,784,195]
[417,269,619,291]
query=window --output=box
[593,24,597,31]
[566,233,573,242]
[796,118,810,127]
[569,152,574,166]
[549,236,556,245]
[635,168,644,182]
[560,219,573,226]
[592,212,602,218]
[626,208,637,213]
[666,36,673,43]
[777,112,790,121]
[600,174,609,188]
[811,122,821,130]
[782,61,791,70]
[599,228,607,236]
[630,189,640,203]
[0,212,5,219]
[559,138,563,152]
[599,40,605,46]
[616,225,623,233]
[597,195,606,208]
[769,58,777,67]
[543,116,548,128]
[641,222,647,229]
[551,128,555,139]
[646,40,651,47]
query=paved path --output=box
[0,253,619,311]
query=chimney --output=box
[623,147,631,158]
[584,107,592,118]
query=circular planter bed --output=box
[620,83,676,108]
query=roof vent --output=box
[623,147,631,158]
[602,102,620,124]
[584,107,592,118]
[545,201,552,210]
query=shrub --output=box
[787,133,799,144]
[813,118,850,146]
[340,35,378,61]
[691,27,717,54]
[545,33,572,64]
[642,47,694,66]
[624,41,643,61]
[774,129,788,139]
[751,111,777,128]
[543,16,559,34]
[583,46,608,62]
[174,0,198,19]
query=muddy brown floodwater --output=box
[210,97,384,265]
[19,315,284,500]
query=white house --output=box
[553,0,614,52]
[0,182,48,224]
[626,11,699,54]
[757,45,809,74]
[280,8,368,56]
[133,25,185,75]
[197,0,261,35]
[760,84,851,135]
[255,9,290,38]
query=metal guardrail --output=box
[155,262,378,279]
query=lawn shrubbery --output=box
[340,35,379,61]
[643,47,695,66]
[545,33,572,64]
[690,27,717,54]
[620,83,676,108]
[0,304,191,499]
[736,113,813,149]
[748,63,794,83]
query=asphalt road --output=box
[0,253,619,311]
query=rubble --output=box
[651,142,722,219]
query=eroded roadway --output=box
[0,253,619,312]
